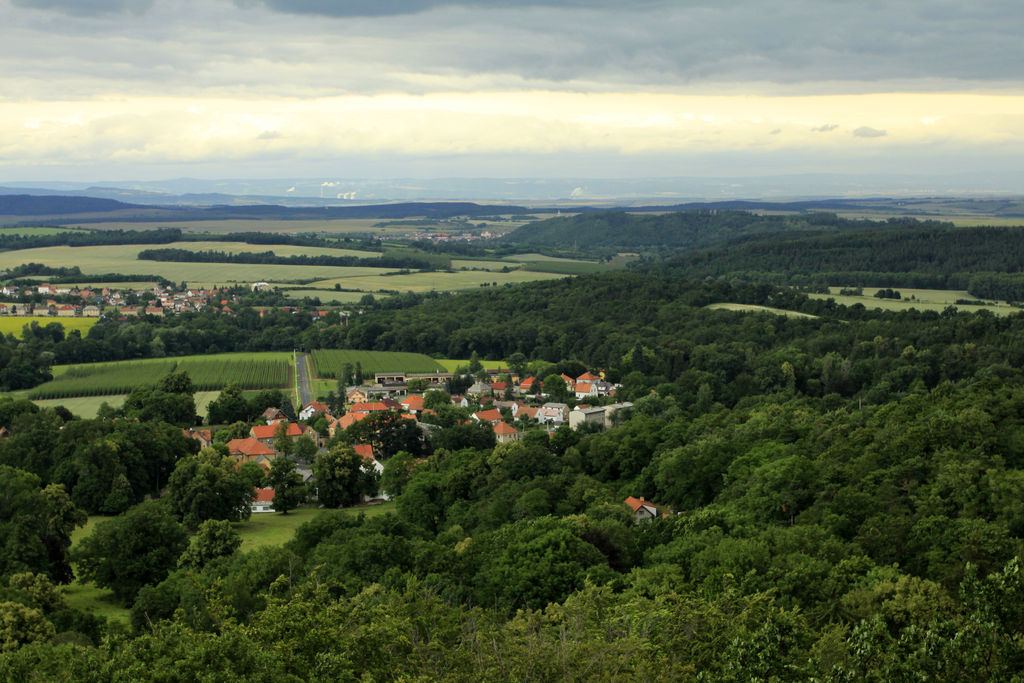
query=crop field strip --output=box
[310,349,446,378]
[28,353,293,399]
[0,316,98,337]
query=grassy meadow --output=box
[305,269,566,293]
[436,358,508,372]
[706,303,820,319]
[0,316,98,337]
[810,287,1021,315]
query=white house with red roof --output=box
[624,496,667,523]
[493,421,520,443]
[473,408,503,425]
[299,401,331,421]
[251,488,275,513]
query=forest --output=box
[6,211,1024,677]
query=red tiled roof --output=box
[402,395,425,410]
[254,487,275,502]
[227,438,275,457]
[577,372,601,381]
[350,402,390,413]
[494,422,518,435]
[624,496,661,513]
[304,401,330,413]
[334,412,371,430]
[576,382,594,393]
[474,409,502,423]
[492,382,507,391]
[353,444,375,464]
[251,423,301,439]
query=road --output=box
[295,352,313,407]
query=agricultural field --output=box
[28,391,220,419]
[501,253,590,263]
[0,244,400,285]
[436,358,508,372]
[71,219,410,235]
[305,269,566,293]
[281,289,376,304]
[706,303,819,319]
[809,287,1022,315]
[519,260,617,275]
[0,316,98,337]
[450,259,520,271]
[310,349,445,378]
[153,241,379,259]
[28,352,292,399]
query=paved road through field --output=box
[296,352,312,407]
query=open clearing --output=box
[706,303,819,319]
[436,358,508,372]
[281,289,375,303]
[307,269,565,293]
[0,226,89,235]
[27,390,220,419]
[0,316,98,337]
[809,287,1021,315]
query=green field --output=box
[29,352,292,400]
[0,316,98,337]
[306,269,566,293]
[436,358,508,372]
[706,303,819,319]
[310,349,445,379]
[280,289,378,303]
[0,244,401,285]
[157,241,379,259]
[810,287,1022,315]
[501,253,590,263]
[20,391,221,419]
[71,219,412,235]
[451,259,521,271]
[520,260,616,275]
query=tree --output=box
[314,445,378,508]
[267,457,306,515]
[74,500,188,602]
[178,520,241,569]
[344,411,426,459]
[166,448,255,528]
[207,384,249,425]
[380,451,419,497]
[542,373,570,403]
[273,422,295,458]
[294,434,318,462]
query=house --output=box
[55,305,77,317]
[299,401,331,421]
[401,395,425,415]
[466,381,492,397]
[473,408,503,425]
[492,381,508,394]
[574,382,598,400]
[262,407,288,424]
[569,406,606,430]
[493,421,520,443]
[252,488,275,513]
[537,402,569,426]
[144,306,164,317]
[346,388,369,404]
[576,371,602,383]
[81,305,101,317]
[559,373,576,389]
[354,444,391,503]
[518,376,540,394]
[227,437,276,466]
[517,405,540,422]
[624,496,667,523]
[119,306,140,317]
[182,428,213,449]
[250,422,303,448]
[329,411,371,437]
[492,400,519,417]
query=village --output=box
[184,368,635,514]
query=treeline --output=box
[137,247,442,271]
[0,228,183,252]
[643,225,1024,299]
[500,208,951,252]
[4,263,168,286]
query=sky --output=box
[1,0,1023,195]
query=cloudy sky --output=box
[1,0,1023,193]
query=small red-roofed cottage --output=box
[346,388,369,404]
[493,421,520,443]
[576,371,601,383]
[624,496,667,523]
[492,381,508,393]
[518,377,539,394]
[559,373,576,389]
[182,428,213,449]
[262,407,288,424]
[402,395,425,415]
[251,488,275,513]
[227,438,276,469]
[473,408,503,425]
[517,406,540,422]
[575,382,598,400]
[250,422,302,448]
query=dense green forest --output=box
[8,230,1024,676]
[500,208,952,253]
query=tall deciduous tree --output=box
[268,457,306,515]
[314,445,378,508]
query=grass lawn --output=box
[237,503,397,552]
[0,316,98,338]
[706,303,820,319]
[281,288,377,303]
[66,515,131,626]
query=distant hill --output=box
[0,194,142,215]
[499,209,859,251]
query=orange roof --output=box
[492,382,508,391]
[353,444,375,464]
[254,487,275,502]
[349,402,390,413]
[576,382,594,392]
[520,376,537,387]
[494,422,518,435]
[474,409,502,423]
[250,422,303,440]
[518,406,539,419]
[227,438,275,457]
[624,496,662,513]
[402,395,425,410]
[577,372,601,381]
[334,412,371,430]
[304,401,330,413]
